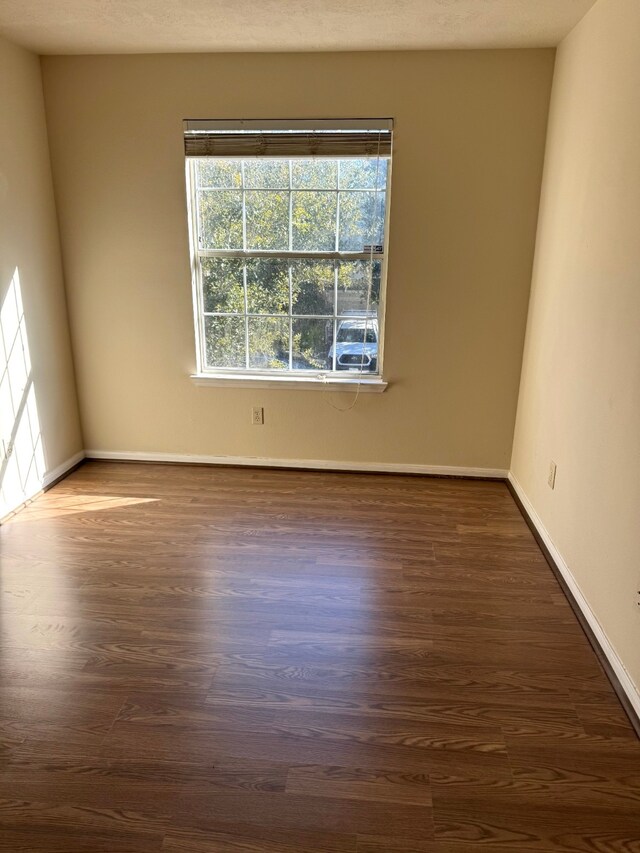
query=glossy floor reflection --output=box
[0,462,638,852]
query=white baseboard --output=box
[508,471,640,724]
[0,449,85,523]
[85,449,508,479]
[42,450,86,488]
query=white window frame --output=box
[186,149,392,392]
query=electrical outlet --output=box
[251,406,264,426]
[548,460,557,490]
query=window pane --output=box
[337,260,381,314]
[291,260,335,316]
[198,190,243,249]
[339,158,387,190]
[196,159,242,188]
[338,191,385,252]
[246,190,289,250]
[246,259,289,315]
[202,258,244,313]
[244,159,290,189]
[248,317,289,370]
[292,160,338,190]
[192,154,389,377]
[292,191,337,251]
[293,318,333,371]
[204,316,245,369]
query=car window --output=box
[337,327,377,343]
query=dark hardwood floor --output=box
[0,461,638,852]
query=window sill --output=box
[190,372,388,393]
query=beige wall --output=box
[41,49,553,470]
[0,35,82,517]
[511,0,640,691]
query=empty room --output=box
[0,0,639,849]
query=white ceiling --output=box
[0,0,597,55]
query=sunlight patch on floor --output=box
[10,493,159,522]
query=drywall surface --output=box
[511,0,640,690]
[0,0,595,54]
[42,49,553,469]
[0,35,82,517]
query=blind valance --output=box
[184,119,393,158]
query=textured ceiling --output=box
[0,0,597,55]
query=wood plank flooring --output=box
[0,461,638,852]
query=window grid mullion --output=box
[333,161,340,371]
[288,160,293,252]
[240,160,250,369]
[241,160,247,252]
[335,161,341,253]
[242,264,249,371]
[333,262,338,371]
[288,264,293,370]
[198,187,378,194]
[198,250,383,261]
[204,312,341,319]
[287,161,294,370]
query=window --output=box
[185,120,392,384]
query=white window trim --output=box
[185,148,393,390]
[190,372,387,392]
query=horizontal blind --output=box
[184,119,393,158]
